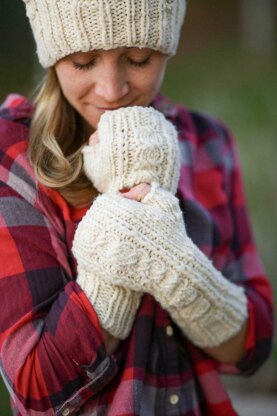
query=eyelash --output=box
[73,61,96,71]
[127,57,151,67]
[73,56,151,71]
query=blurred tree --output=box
[240,0,276,54]
[0,0,33,59]
[0,0,39,101]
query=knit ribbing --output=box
[23,0,187,67]
[77,269,142,339]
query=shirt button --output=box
[166,325,174,336]
[62,408,71,416]
[169,394,179,405]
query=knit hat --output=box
[22,0,187,68]
[82,106,181,194]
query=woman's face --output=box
[55,48,168,130]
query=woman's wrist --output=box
[203,320,249,364]
[102,328,120,356]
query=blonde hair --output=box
[28,69,97,207]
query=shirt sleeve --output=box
[0,184,118,415]
[175,108,274,376]
[218,124,274,376]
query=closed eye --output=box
[73,60,96,70]
[127,56,151,67]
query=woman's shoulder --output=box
[152,93,236,149]
[0,94,33,127]
[0,94,37,200]
[0,94,33,152]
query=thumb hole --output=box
[142,183,182,219]
[121,183,151,202]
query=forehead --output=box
[67,47,156,59]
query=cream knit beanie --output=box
[82,106,181,194]
[23,0,187,68]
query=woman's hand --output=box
[72,186,186,294]
[120,183,151,201]
[89,130,152,201]
[81,123,247,355]
[82,106,180,195]
[73,137,145,343]
[89,130,99,146]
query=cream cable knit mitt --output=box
[75,107,180,340]
[82,106,180,194]
[73,184,248,348]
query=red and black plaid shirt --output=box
[0,94,273,416]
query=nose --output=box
[94,66,129,103]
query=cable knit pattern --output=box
[76,107,180,339]
[22,0,187,67]
[82,106,180,194]
[73,106,182,339]
[72,186,248,348]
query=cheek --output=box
[141,66,166,99]
[56,67,87,103]
[61,79,86,103]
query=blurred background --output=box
[0,0,276,415]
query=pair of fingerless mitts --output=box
[72,107,247,348]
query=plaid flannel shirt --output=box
[0,94,273,416]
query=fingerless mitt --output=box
[73,186,248,348]
[82,106,180,194]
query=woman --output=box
[0,1,273,415]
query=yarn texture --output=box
[82,106,180,194]
[77,270,142,339]
[22,0,187,67]
[73,186,248,348]
[74,106,181,339]
[73,106,247,345]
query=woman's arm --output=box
[124,184,249,364]
[102,330,120,355]
[214,126,274,371]
[177,116,274,371]
[0,188,118,415]
[119,184,251,364]
[77,179,272,372]
[204,321,248,364]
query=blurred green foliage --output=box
[0,27,276,416]
[0,379,12,415]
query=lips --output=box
[97,107,120,111]
[96,102,135,111]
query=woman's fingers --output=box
[89,131,99,146]
[121,183,151,202]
